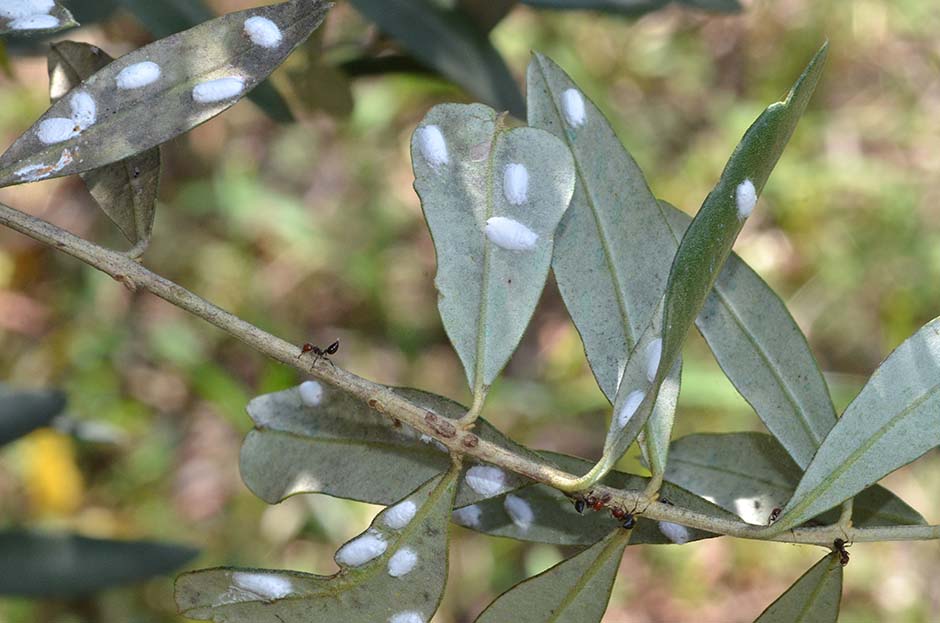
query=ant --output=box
[833,538,850,566]
[298,339,340,367]
[768,508,782,525]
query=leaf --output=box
[458,0,518,32]
[0,0,330,188]
[665,433,925,527]
[771,316,940,533]
[348,0,525,118]
[661,203,837,469]
[412,103,575,393]
[176,471,457,622]
[0,386,65,446]
[0,1,77,36]
[48,41,161,252]
[527,53,676,402]
[522,0,740,15]
[275,30,353,119]
[0,531,198,597]
[474,529,630,623]
[753,554,843,623]
[114,0,294,123]
[239,383,538,506]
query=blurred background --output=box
[1,0,939,621]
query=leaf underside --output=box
[754,553,843,623]
[0,1,77,36]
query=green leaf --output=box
[665,433,925,527]
[412,103,575,393]
[0,531,197,597]
[678,0,741,11]
[48,41,161,252]
[661,203,837,469]
[348,0,525,118]
[754,554,843,623]
[474,529,630,623]
[114,0,294,123]
[239,383,538,506]
[522,0,740,15]
[771,316,940,533]
[0,386,65,446]
[176,471,457,622]
[0,0,330,188]
[458,0,518,31]
[0,1,77,36]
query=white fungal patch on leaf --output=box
[116,61,162,90]
[335,530,387,567]
[735,178,757,220]
[0,0,53,18]
[658,521,691,544]
[502,162,529,205]
[452,504,482,527]
[645,338,662,383]
[192,76,245,104]
[503,494,534,531]
[69,90,97,130]
[484,216,538,251]
[231,572,294,600]
[14,148,72,182]
[561,88,586,128]
[298,380,324,407]
[8,13,57,29]
[243,15,283,48]
[389,612,425,623]
[383,500,417,530]
[416,124,448,168]
[616,389,646,430]
[387,547,418,578]
[465,465,509,497]
[36,117,78,145]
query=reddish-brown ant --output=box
[591,498,605,512]
[611,507,626,520]
[299,339,340,367]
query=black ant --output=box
[298,339,339,367]
[768,507,782,525]
[622,514,636,530]
[833,538,850,566]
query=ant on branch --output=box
[298,339,340,368]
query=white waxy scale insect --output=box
[485,216,538,251]
[0,0,54,18]
[416,125,448,168]
[36,118,78,145]
[335,530,387,567]
[69,91,97,130]
[383,500,417,530]
[502,162,529,205]
[115,61,162,90]
[387,547,418,578]
[8,13,57,29]
[452,504,482,528]
[658,521,691,544]
[465,465,509,497]
[736,178,757,220]
[192,77,245,104]
[616,389,646,429]
[645,338,662,383]
[561,88,586,128]
[15,148,71,181]
[230,572,293,600]
[503,494,534,531]
[389,612,425,623]
[243,15,283,48]
[298,380,323,407]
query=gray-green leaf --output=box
[0,0,330,188]
[753,554,843,623]
[474,529,630,623]
[349,0,524,118]
[48,41,161,252]
[0,386,65,447]
[520,0,739,15]
[412,103,575,393]
[0,531,197,597]
[771,316,940,533]
[176,471,457,622]
[0,1,77,36]
[665,432,924,527]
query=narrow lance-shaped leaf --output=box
[753,554,843,623]
[349,0,525,118]
[0,0,330,188]
[0,1,77,36]
[0,531,197,597]
[520,0,740,16]
[48,41,161,253]
[412,103,575,394]
[769,316,940,533]
[458,0,518,32]
[592,43,828,485]
[176,471,458,623]
[474,529,631,623]
[665,432,925,527]
[114,0,294,123]
[661,202,837,469]
[0,386,65,447]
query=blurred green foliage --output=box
[1,0,939,621]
